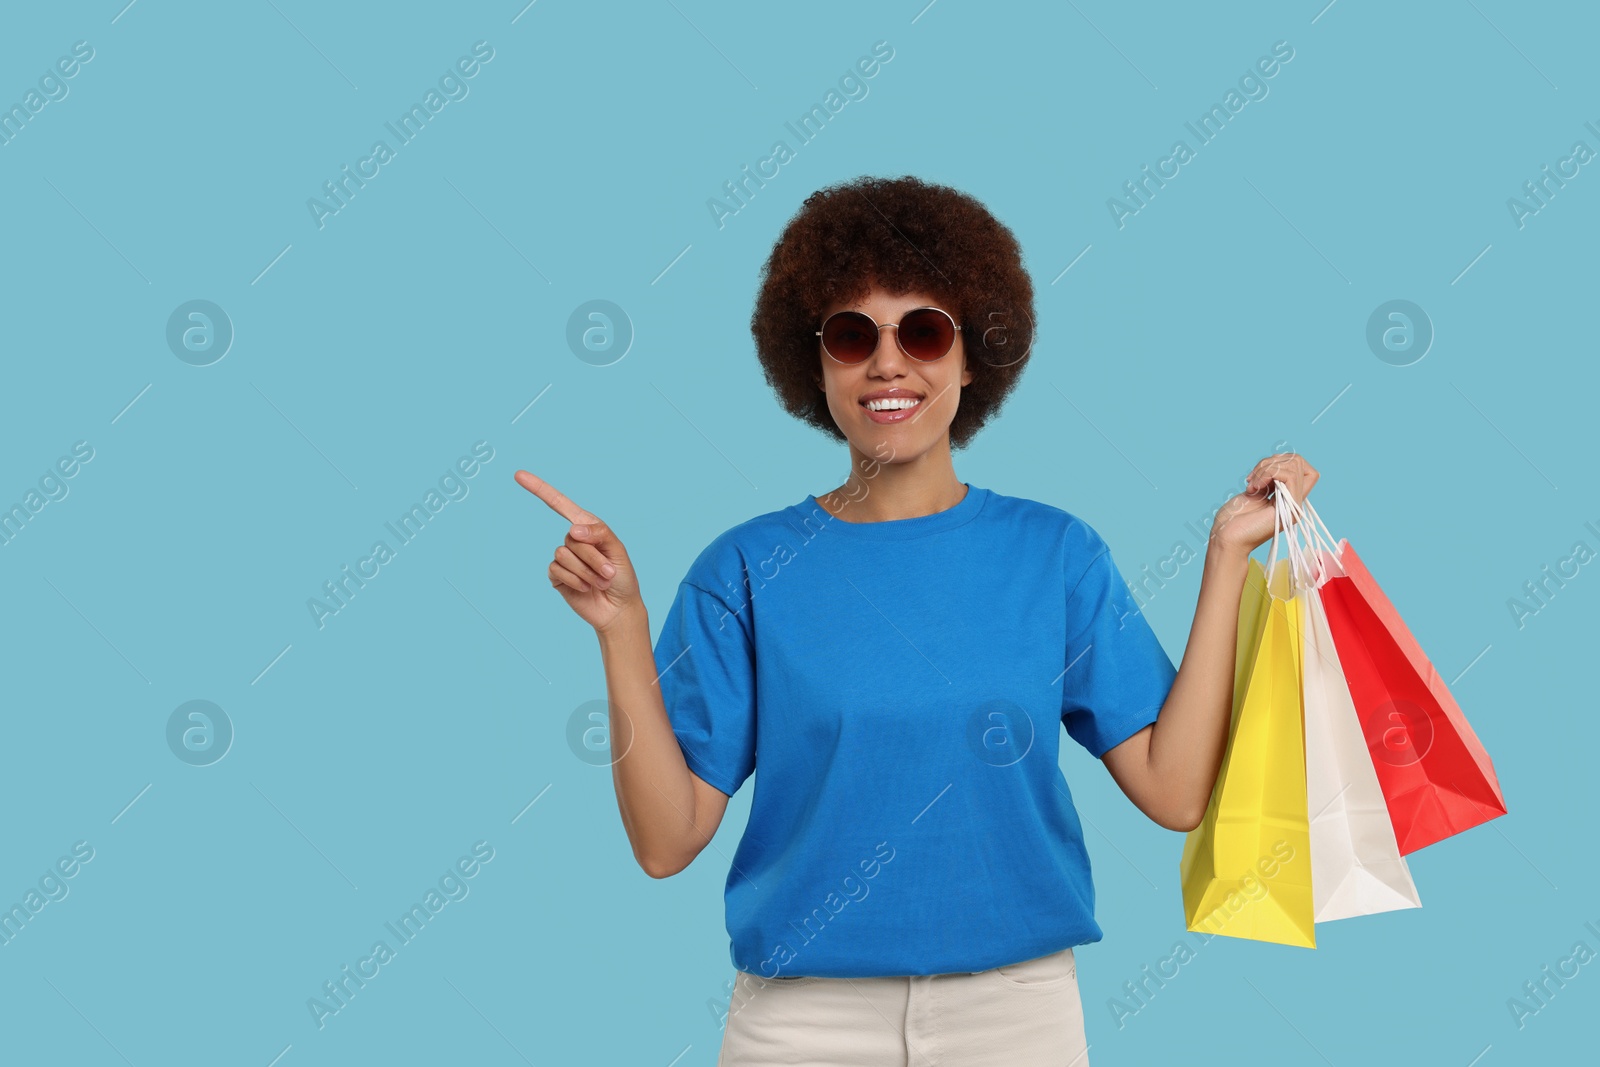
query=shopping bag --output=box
[1179,495,1315,947]
[1293,495,1507,854]
[1283,493,1422,920]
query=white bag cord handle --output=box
[1274,480,1344,592]
[1280,488,1318,591]
[1292,492,1341,558]
[1267,479,1327,592]
[1285,489,1325,590]
[1264,483,1306,595]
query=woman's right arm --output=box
[514,470,729,878]
[595,605,733,878]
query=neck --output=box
[819,439,966,523]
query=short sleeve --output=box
[1060,545,1178,758]
[652,581,758,797]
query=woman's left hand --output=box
[1210,452,1320,553]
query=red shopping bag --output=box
[1313,539,1507,853]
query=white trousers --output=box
[718,947,1090,1067]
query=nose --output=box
[866,324,911,376]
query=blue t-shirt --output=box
[651,483,1177,978]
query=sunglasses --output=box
[816,307,962,364]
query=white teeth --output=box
[865,397,921,412]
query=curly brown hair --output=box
[750,174,1036,452]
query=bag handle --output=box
[1264,482,1314,597]
[1274,480,1345,589]
[1266,480,1327,594]
[1292,493,1341,559]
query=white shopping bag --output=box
[1279,486,1422,921]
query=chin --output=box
[848,429,934,461]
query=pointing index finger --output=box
[514,470,597,525]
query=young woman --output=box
[517,175,1317,1066]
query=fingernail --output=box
[573,524,589,536]
[601,563,616,578]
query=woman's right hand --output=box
[515,470,639,634]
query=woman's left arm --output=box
[1100,453,1319,832]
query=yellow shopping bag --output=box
[1178,553,1316,948]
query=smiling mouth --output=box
[861,397,923,412]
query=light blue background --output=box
[1,1,1594,1064]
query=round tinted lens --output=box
[898,308,956,361]
[821,311,878,363]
